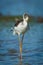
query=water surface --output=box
[0,21,43,65]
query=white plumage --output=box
[13,20,27,35]
[13,13,29,35]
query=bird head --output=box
[23,13,29,22]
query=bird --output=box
[13,13,30,35]
[11,13,30,59]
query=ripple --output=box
[0,40,4,47]
[0,53,7,56]
[7,49,18,56]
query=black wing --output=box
[14,19,23,26]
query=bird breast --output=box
[13,21,28,35]
[17,21,27,28]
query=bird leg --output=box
[22,34,24,43]
[18,35,22,60]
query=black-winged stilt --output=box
[11,13,30,59]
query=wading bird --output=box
[11,13,30,59]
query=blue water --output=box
[0,21,43,65]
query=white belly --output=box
[13,22,27,35]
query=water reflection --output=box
[0,21,43,65]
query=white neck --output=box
[23,14,28,23]
[23,19,27,23]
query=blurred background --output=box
[0,0,43,65]
[0,0,43,16]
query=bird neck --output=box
[23,15,28,23]
[23,19,27,23]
